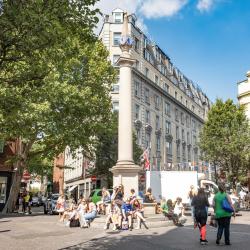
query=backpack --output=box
[69,218,80,227]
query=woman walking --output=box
[191,188,210,245]
[214,183,235,246]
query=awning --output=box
[68,185,77,192]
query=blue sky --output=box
[97,0,250,102]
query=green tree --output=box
[0,0,116,212]
[199,99,250,185]
[93,113,143,187]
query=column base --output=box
[110,163,142,199]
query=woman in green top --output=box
[213,183,235,246]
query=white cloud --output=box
[197,0,215,12]
[139,0,188,19]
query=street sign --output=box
[22,170,31,181]
[91,176,97,182]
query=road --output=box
[1,208,250,250]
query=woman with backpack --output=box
[214,183,235,246]
[191,188,210,245]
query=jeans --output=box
[217,216,231,243]
[84,211,97,221]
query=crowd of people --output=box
[55,182,239,246]
[56,185,149,231]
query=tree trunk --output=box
[2,161,22,214]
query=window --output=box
[182,144,186,159]
[135,60,139,70]
[135,37,140,52]
[145,110,150,124]
[181,112,184,125]
[154,95,160,109]
[136,129,141,145]
[182,129,185,141]
[134,81,140,97]
[112,84,119,93]
[180,96,183,103]
[112,101,119,112]
[186,100,188,107]
[113,55,120,65]
[193,135,197,145]
[145,132,151,149]
[187,132,190,144]
[164,83,170,93]
[145,67,149,77]
[113,32,121,46]
[166,141,172,155]
[0,176,7,204]
[165,120,171,134]
[188,147,191,161]
[176,126,179,139]
[114,12,122,23]
[155,75,159,84]
[186,115,190,128]
[145,88,150,104]
[175,108,179,121]
[165,102,171,116]
[135,104,140,120]
[177,144,180,157]
[192,119,196,131]
[175,91,178,99]
[192,105,195,112]
[156,137,161,151]
[156,115,160,130]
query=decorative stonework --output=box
[134,119,142,129]
[145,123,152,133]
[165,134,173,142]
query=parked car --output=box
[43,193,60,215]
[31,196,40,206]
[89,189,113,204]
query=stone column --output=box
[110,13,142,198]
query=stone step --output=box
[90,214,174,229]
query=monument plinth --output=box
[110,13,142,198]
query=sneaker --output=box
[112,226,118,231]
[225,242,231,245]
[129,227,132,231]
[104,225,108,230]
[216,239,220,245]
[200,240,208,245]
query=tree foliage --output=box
[93,113,143,187]
[0,0,116,212]
[199,99,250,183]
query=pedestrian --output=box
[121,198,134,231]
[173,197,185,225]
[213,183,235,246]
[104,200,121,231]
[82,198,97,227]
[111,184,124,206]
[133,199,148,229]
[129,188,137,204]
[97,187,111,214]
[191,188,210,245]
[188,185,196,219]
[144,187,155,203]
[24,192,30,215]
[56,194,66,221]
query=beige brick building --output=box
[99,9,211,171]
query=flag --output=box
[141,148,150,170]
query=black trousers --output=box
[217,216,231,243]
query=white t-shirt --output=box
[174,202,183,215]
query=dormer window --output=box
[114,12,122,23]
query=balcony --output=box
[145,123,152,133]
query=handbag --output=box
[69,218,80,227]
[222,197,234,213]
[209,215,217,228]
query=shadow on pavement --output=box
[59,223,250,250]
